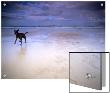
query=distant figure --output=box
[14,29,28,45]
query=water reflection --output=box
[17,45,27,62]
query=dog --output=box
[14,29,28,45]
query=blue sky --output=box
[1,1,105,27]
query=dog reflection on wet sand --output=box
[14,29,28,45]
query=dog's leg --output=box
[21,38,22,45]
[25,37,26,43]
[14,38,17,44]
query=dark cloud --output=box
[1,1,105,27]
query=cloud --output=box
[2,12,25,20]
[2,1,105,27]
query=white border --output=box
[0,0,110,93]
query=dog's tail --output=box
[25,32,28,34]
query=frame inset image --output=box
[69,52,108,91]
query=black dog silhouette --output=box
[14,29,28,45]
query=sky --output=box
[1,1,105,27]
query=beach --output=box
[1,27,105,79]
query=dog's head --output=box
[14,29,19,35]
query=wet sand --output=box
[1,27,104,79]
